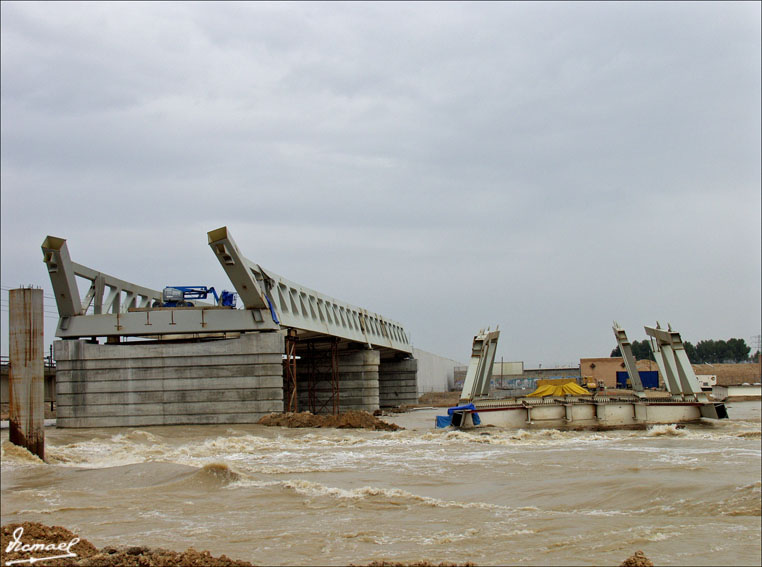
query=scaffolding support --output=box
[306,339,341,415]
[283,329,298,412]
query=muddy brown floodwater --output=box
[1,402,760,566]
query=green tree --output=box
[684,341,697,362]
[609,340,654,361]
[726,338,751,362]
[613,337,749,363]
[696,340,716,363]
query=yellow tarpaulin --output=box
[527,382,591,397]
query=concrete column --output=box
[379,358,418,407]
[297,348,380,413]
[8,288,45,459]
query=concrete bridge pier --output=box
[379,357,418,407]
[54,332,285,428]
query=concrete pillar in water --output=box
[8,288,45,460]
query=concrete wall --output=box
[55,332,284,427]
[379,358,418,407]
[412,348,463,394]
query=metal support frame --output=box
[283,329,299,413]
[645,323,707,401]
[460,328,500,403]
[305,338,340,415]
[612,322,646,399]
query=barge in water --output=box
[440,323,728,430]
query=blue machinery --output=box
[160,286,236,308]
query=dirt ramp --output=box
[258,410,402,431]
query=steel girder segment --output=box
[612,322,646,398]
[41,236,82,317]
[460,328,500,403]
[645,324,706,400]
[648,337,678,394]
[207,227,412,354]
[42,236,254,338]
[207,227,269,310]
[43,236,164,318]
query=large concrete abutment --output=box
[54,332,284,427]
[379,357,418,407]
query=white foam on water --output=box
[226,476,539,515]
[0,440,46,466]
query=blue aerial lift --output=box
[160,286,236,308]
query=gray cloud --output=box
[2,1,760,365]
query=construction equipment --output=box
[160,286,236,308]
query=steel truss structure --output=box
[42,227,412,355]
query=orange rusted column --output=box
[8,288,45,460]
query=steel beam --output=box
[460,328,500,403]
[612,322,646,399]
[54,307,278,337]
[645,324,707,401]
[43,235,166,318]
[41,237,81,317]
[207,227,269,310]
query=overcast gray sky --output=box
[1,1,760,366]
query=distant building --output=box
[579,357,659,388]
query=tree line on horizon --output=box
[610,338,756,364]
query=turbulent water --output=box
[1,402,760,566]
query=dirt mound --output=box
[359,562,475,566]
[258,410,402,431]
[1,523,253,566]
[620,550,654,567]
[1,522,98,566]
[78,546,253,566]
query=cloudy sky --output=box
[2,2,760,366]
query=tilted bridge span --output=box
[42,227,417,427]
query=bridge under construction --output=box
[42,227,418,427]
